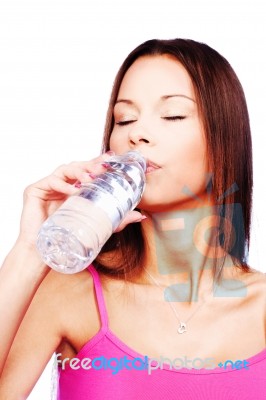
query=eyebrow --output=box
[161,94,196,103]
[115,94,196,106]
[115,99,135,106]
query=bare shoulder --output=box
[224,266,266,318]
[244,267,266,293]
[240,267,266,333]
[250,268,266,305]
[0,267,97,399]
[36,266,94,300]
[226,266,266,343]
[234,266,266,300]
[34,267,96,335]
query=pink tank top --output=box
[56,265,266,399]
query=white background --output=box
[0,0,265,398]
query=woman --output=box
[0,39,265,399]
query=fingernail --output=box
[135,215,147,223]
[101,162,111,169]
[81,172,96,180]
[74,181,81,188]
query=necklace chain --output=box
[143,268,219,334]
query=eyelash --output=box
[115,116,186,126]
[162,116,186,121]
[115,120,136,126]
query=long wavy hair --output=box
[94,38,253,284]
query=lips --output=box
[146,160,161,174]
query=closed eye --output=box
[162,116,186,121]
[115,120,137,126]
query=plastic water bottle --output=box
[36,151,146,274]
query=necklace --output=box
[143,268,219,334]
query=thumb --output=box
[114,211,147,232]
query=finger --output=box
[51,163,97,183]
[79,151,115,166]
[80,152,117,178]
[25,152,117,200]
[52,152,115,183]
[114,211,147,232]
[25,174,79,201]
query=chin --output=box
[137,198,180,214]
[138,195,207,214]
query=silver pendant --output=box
[177,322,187,334]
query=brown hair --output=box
[94,38,253,283]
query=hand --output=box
[114,210,147,232]
[17,152,144,249]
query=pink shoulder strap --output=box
[87,264,109,329]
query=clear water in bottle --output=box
[36,151,146,274]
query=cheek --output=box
[108,132,116,150]
[109,132,125,153]
[185,136,207,171]
[177,138,208,191]
[170,125,207,170]
[162,130,208,199]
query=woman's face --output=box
[109,55,209,212]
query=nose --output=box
[128,128,154,148]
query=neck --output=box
[138,202,234,304]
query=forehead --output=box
[117,55,195,100]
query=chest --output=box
[59,273,266,367]
[105,287,266,366]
